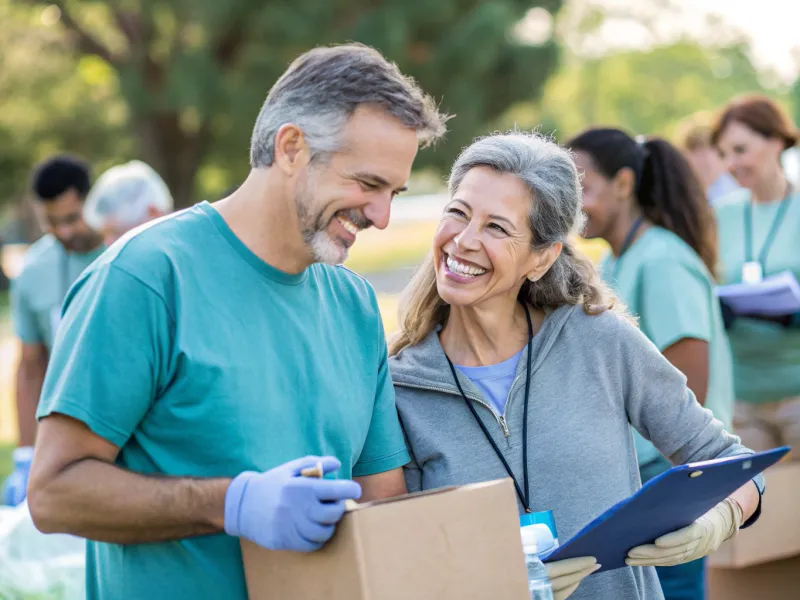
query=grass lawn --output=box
[344,220,437,275]
[0,442,11,481]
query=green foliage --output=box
[11,0,563,207]
[0,443,9,481]
[0,1,132,211]
[500,38,790,143]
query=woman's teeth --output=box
[337,216,359,235]
[446,255,487,277]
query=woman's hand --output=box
[625,497,743,567]
[545,556,600,600]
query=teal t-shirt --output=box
[37,202,410,600]
[601,226,734,467]
[10,235,103,350]
[716,188,800,403]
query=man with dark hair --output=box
[28,44,447,599]
[3,155,103,505]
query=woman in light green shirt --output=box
[711,94,800,456]
[568,128,734,600]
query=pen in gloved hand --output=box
[301,461,360,510]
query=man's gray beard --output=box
[295,182,347,266]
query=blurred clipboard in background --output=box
[716,271,800,317]
[541,447,791,573]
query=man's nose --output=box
[363,196,392,231]
[54,224,74,240]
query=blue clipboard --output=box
[541,446,790,572]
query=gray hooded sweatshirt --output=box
[389,304,763,600]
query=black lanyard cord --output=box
[444,301,535,512]
[744,183,793,266]
[612,217,645,280]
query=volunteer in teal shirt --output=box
[27,44,447,600]
[4,156,104,507]
[570,128,736,600]
[712,94,800,454]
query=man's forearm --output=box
[16,360,46,447]
[30,458,232,544]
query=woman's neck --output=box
[606,207,648,257]
[440,299,538,367]
[751,171,790,204]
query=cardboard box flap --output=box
[344,479,510,513]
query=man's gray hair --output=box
[250,43,448,168]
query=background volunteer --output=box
[569,127,734,600]
[390,132,763,600]
[712,94,800,456]
[26,43,447,600]
[83,160,174,246]
[4,156,104,505]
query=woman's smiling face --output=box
[434,166,552,309]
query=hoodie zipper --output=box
[395,382,510,437]
[499,372,523,437]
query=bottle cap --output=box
[11,446,34,463]
[521,523,554,554]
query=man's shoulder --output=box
[20,234,60,268]
[90,204,212,278]
[15,235,61,287]
[312,264,377,300]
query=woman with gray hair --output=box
[388,132,763,600]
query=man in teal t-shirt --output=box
[5,156,104,505]
[601,226,735,472]
[28,44,447,600]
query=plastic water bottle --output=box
[2,447,34,506]
[521,525,554,600]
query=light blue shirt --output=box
[10,235,104,350]
[601,227,734,468]
[707,172,740,206]
[456,348,524,415]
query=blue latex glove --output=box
[224,455,361,552]
[1,446,34,506]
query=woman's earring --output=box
[528,275,538,283]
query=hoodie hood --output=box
[389,303,579,395]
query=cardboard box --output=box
[707,555,800,600]
[707,461,800,600]
[708,462,800,568]
[242,478,530,600]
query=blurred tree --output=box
[499,0,790,142]
[0,1,130,221]
[17,0,564,208]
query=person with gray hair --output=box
[389,131,764,600]
[27,43,447,600]
[83,160,174,246]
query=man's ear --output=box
[273,124,311,175]
[526,241,563,282]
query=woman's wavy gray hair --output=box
[389,131,623,356]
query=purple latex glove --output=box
[224,456,361,552]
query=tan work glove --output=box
[626,498,744,567]
[545,556,600,600]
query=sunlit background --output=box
[0,0,799,466]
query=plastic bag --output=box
[0,503,85,599]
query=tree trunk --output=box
[134,112,212,210]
